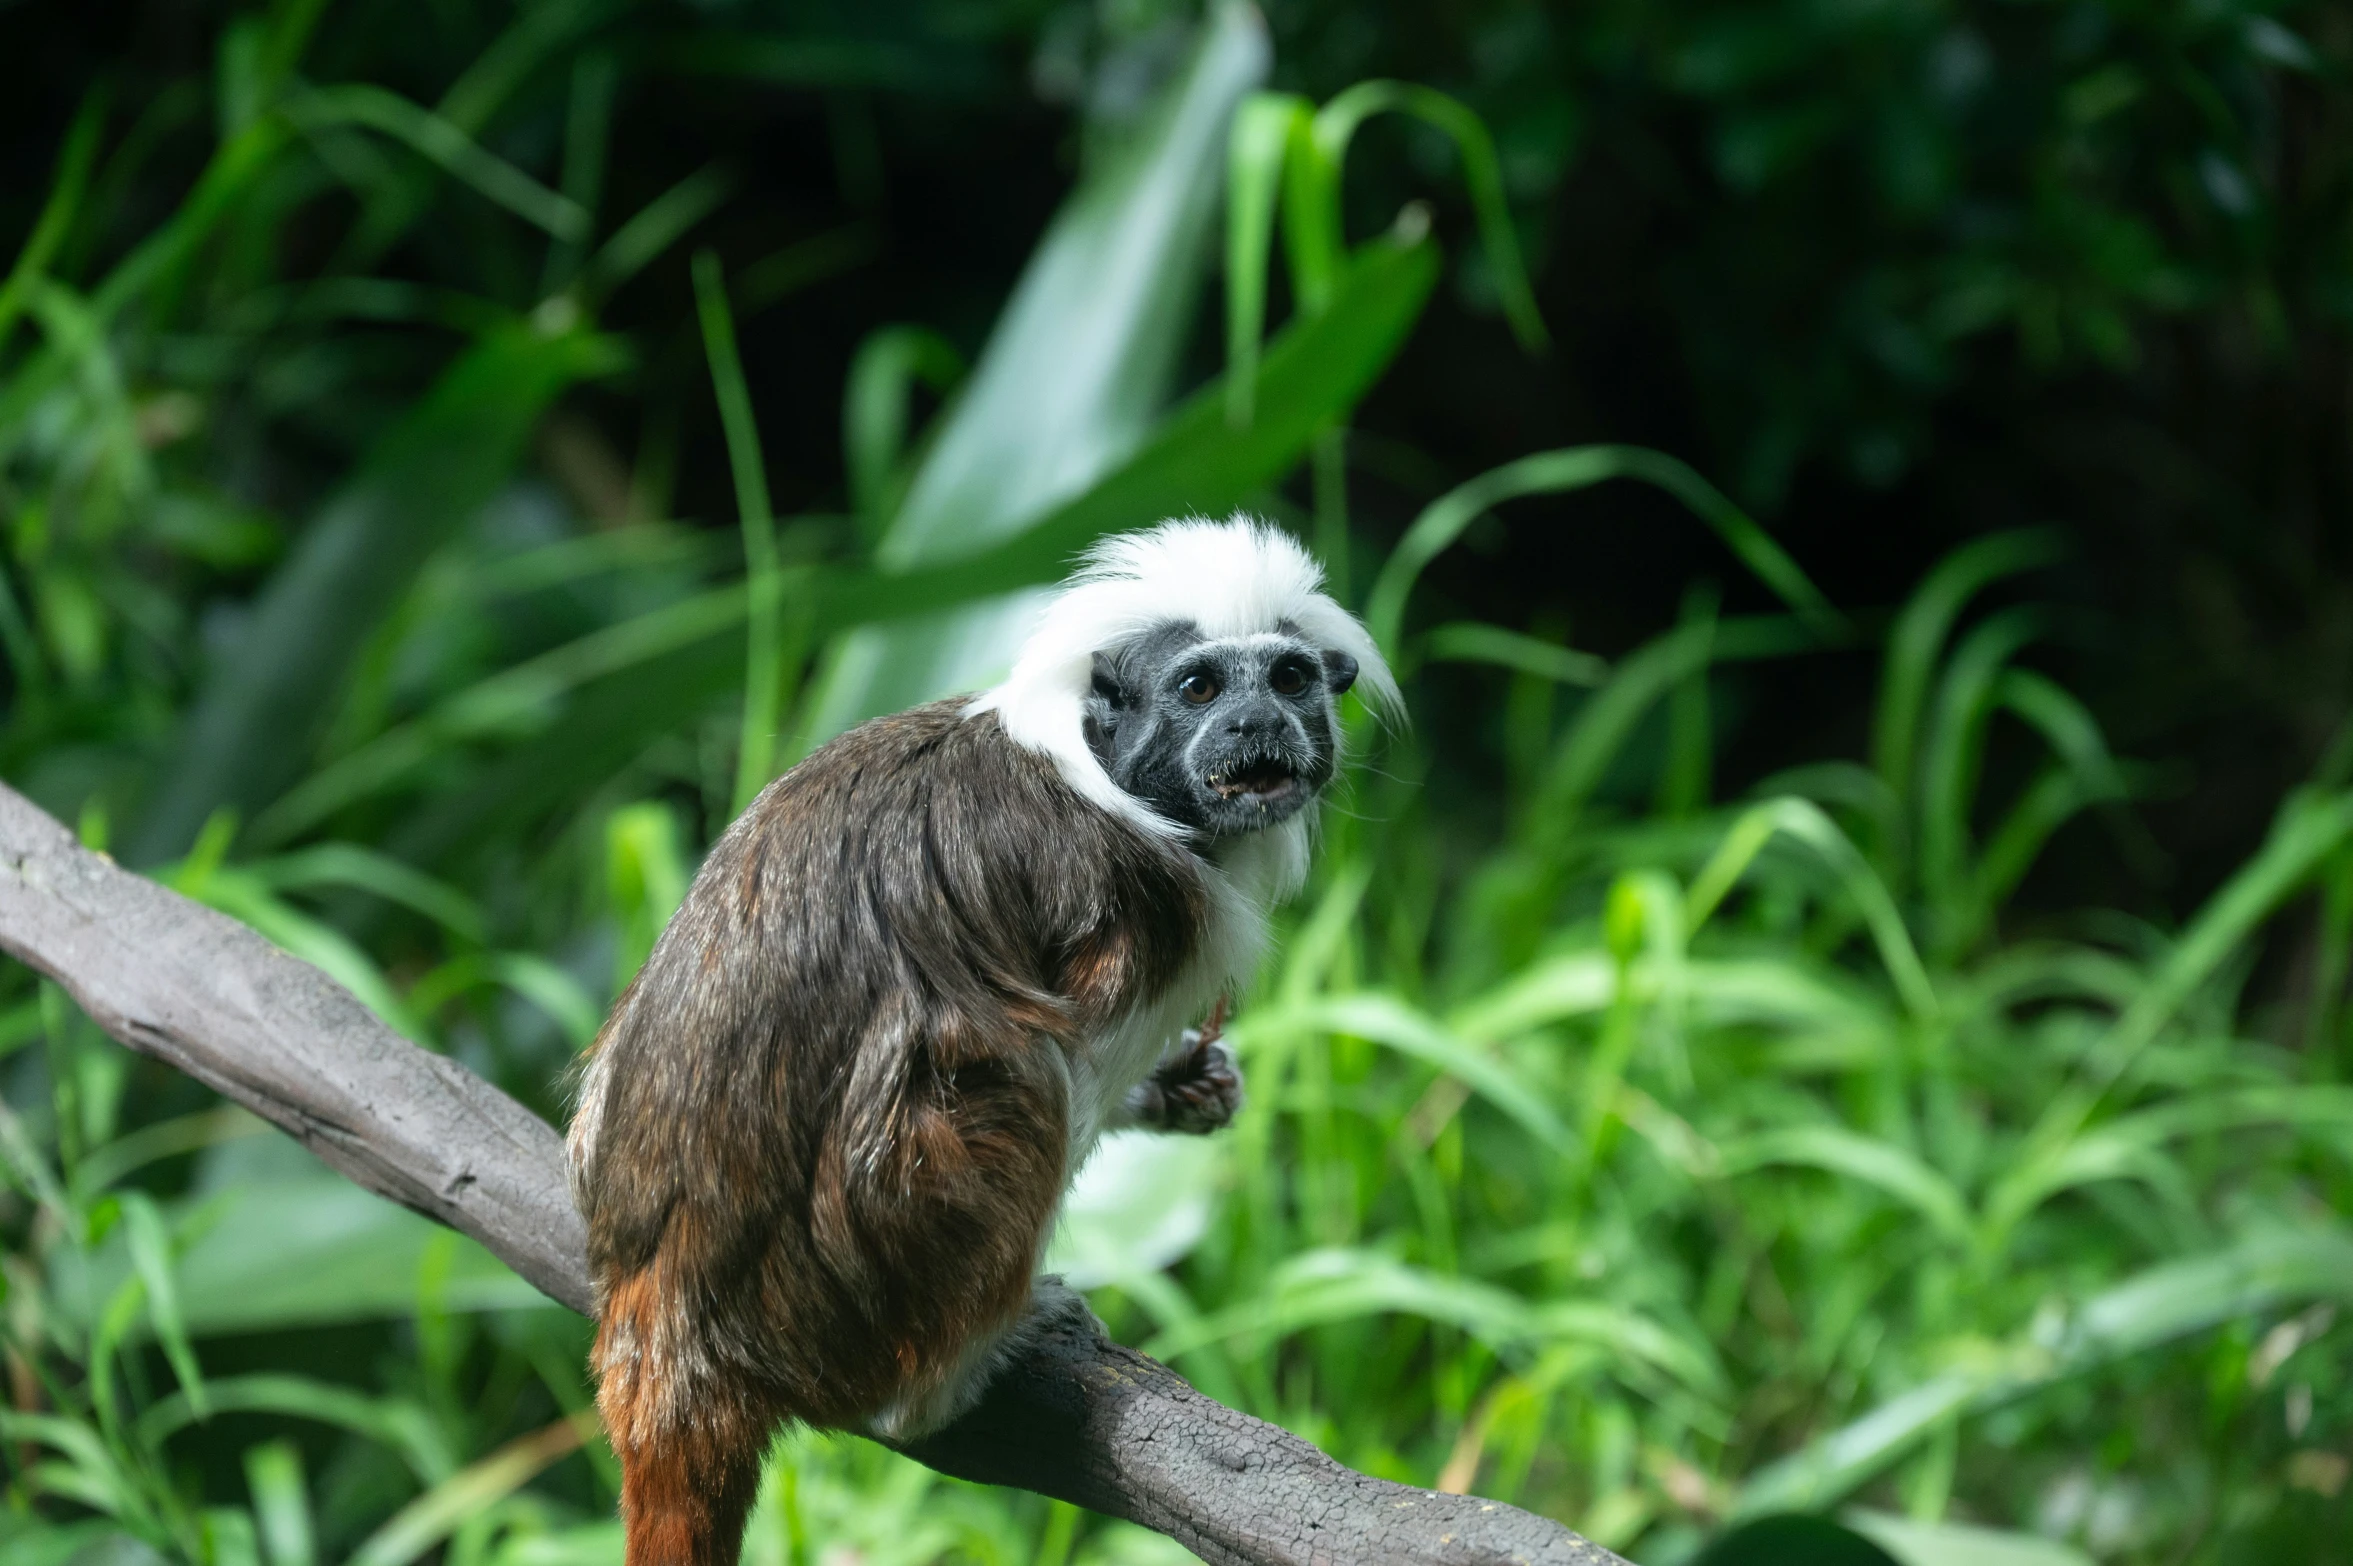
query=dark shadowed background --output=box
[2,2,2350,1564]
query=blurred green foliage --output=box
[1,3,2351,1565]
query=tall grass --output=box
[1,7,2349,1566]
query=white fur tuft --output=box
[968,515,1398,841]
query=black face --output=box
[1082,621,1361,840]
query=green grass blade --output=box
[693,251,785,811]
[1996,669,2129,803]
[1948,670,2134,940]
[482,955,602,1051]
[800,2,1269,742]
[731,223,878,313]
[1250,993,1572,1152]
[141,1374,456,1483]
[1223,92,1311,426]
[1311,80,1549,353]
[333,0,618,267]
[1533,616,1818,828]
[70,113,290,328]
[1916,607,2044,938]
[1715,1126,1972,1246]
[1147,1250,1718,1398]
[383,635,742,871]
[607,802,691,991]
[1871,530,2065,810]
[289,85,590,241]
[2083,787,2353,1088]
[23,278,153,513]
[1658,585,1719,817]
[345,1414,594,1566]
[70,1109,259,1204]
[1844,1512,2092,1566]
[243,1441,315,1566]
[1968,765,2102,926]
[1739,1227,2353,1516]
[1986,790,2353,1232]
[543,48,619,294]
[0,85,106,356]
[1686,798,1937,1019]
[1419,622,1609,686]
[1364,445,1842,659]
[248,585,747,847]
[1280,107,1345,319]
[843,325,967,537]
[258,0,333,92]
[243,845,488,944]
[580,164,734,306]
[119,1194,207,1418]
[130,325,628,862]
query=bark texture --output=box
[0,781,1626,1566]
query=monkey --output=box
[565,516,1399,1566]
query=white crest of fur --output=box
[968,515,1399,846]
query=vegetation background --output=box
[2,0,2352,1563]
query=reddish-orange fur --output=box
[600,1270,771,1565]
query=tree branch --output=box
[0,782,1626,1566]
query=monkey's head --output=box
[1080,622,1355,838]
[973,516,1399,851]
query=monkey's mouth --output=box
[1207,758,1300,805]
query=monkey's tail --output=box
[598,1271,774,1566]
[615,1428,764,1566]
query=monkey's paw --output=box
[1125,1030,1244,1135]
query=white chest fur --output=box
[1056,817,1306,1173]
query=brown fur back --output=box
[569,702,1206,1560]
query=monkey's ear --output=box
[1088,651,1125,705]
[1321,649,1360,697]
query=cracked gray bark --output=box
[0,781,1626,1566]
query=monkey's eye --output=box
[1177,671,1222,704]
[1268,660,1311,697]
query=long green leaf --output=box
[692,251,787,810]
[132,325,628,862]
[249,585,746,848]
[1363,446,1843,659]
[119,1194,208,1418]
[1685,798,1937,1020]
[1310,80,1549,353]
[798,2,1269,744]
[141,1374,456,1483]
[1223,92,1312,426]
[1715,1126,1972,1245]
[346,1414,596,1566]
[0,86,106,356]
[1737,1227,2353,1516]
[1243,994,1571,1151]
[1870,530,2064,807]
[843,325,966,534]
[288,86,589,240]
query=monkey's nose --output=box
[1225,706,1279,738]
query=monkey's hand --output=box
[1122,1026,1244,1135]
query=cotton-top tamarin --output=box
[567,517,1398,1565]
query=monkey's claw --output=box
[1128,1029,1244,1134]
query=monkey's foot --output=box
[1124,1029,1244,1134]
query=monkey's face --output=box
[1082,622,1360,840]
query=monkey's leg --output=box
[596,1274,774,1566]
[1120,1025,1244,1134]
